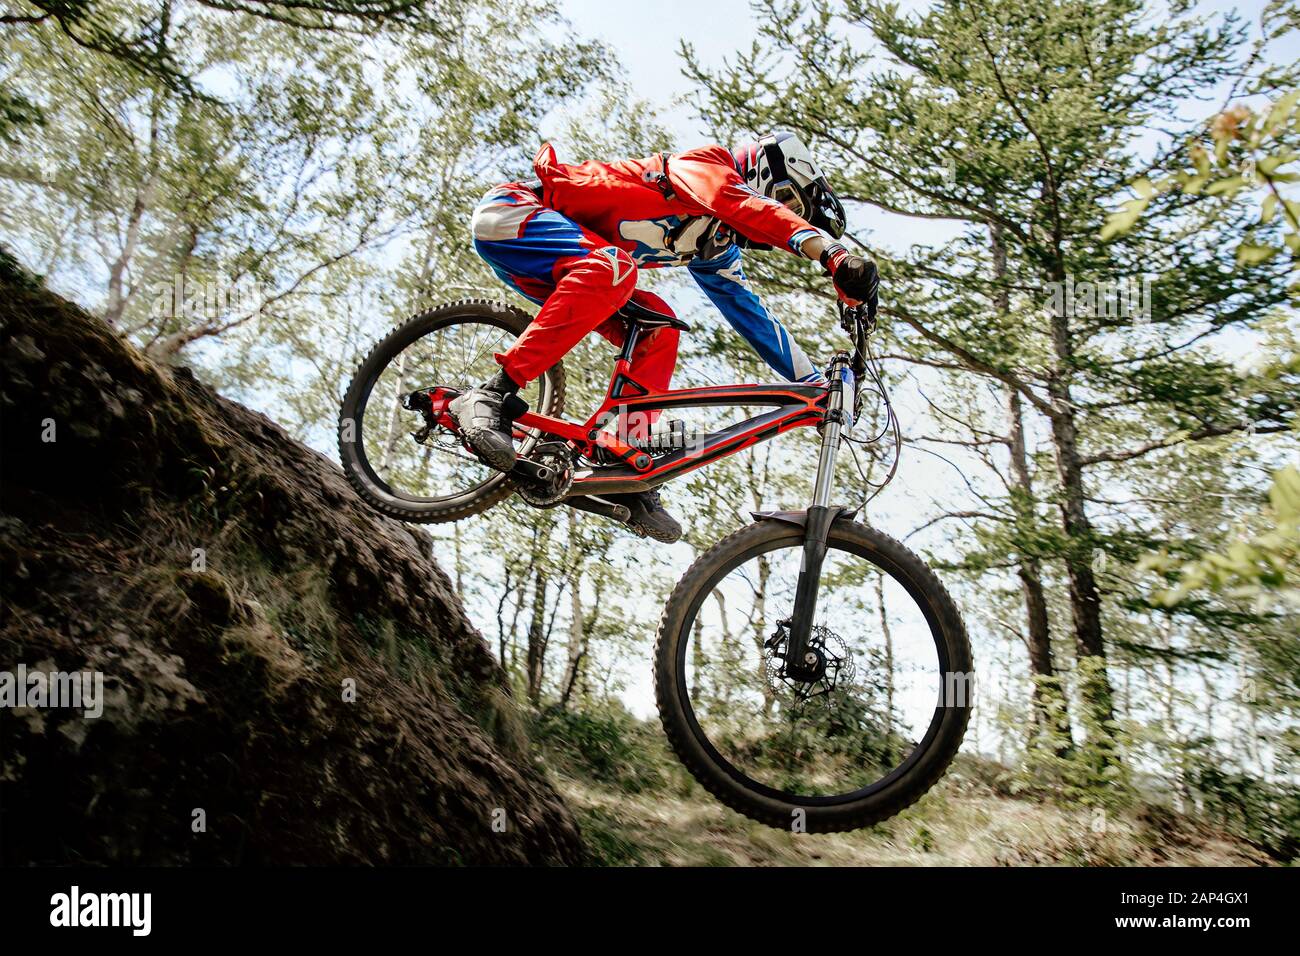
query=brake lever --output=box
[837,300,857,335]
[838,301,875,335]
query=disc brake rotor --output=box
[764,623,858,708]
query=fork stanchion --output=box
[782,352,851,681]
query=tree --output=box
[2,0,469,92]
[2,0,607,437]
[1147,464,1300,611]
[686,0,1298,776]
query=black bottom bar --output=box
[0,865,1284,942]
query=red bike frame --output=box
[415,303,869,681]
[426,316,831,500]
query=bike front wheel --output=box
[655,517,972,832]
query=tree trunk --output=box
[376,349,408,480]
[1045,263,1116,764]
[874,575,895,732]
[559,511,586,709]
[1008,390,1072,753]
[452,522,464,596]
[752,555,774,716]
[105,110,161,326]
[526,564,548,706]
[992,225,1073,752]
[691,614,705,703]
[713,589,736,711]
[105,1,172,328]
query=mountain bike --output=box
[339,297,972,832]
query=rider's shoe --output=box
[609,489,683,543]
[448,369,519,472]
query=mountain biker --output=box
[450,132,879,543]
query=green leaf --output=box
[1263,90,1300,134]
[1206,175,1245,197]
[1272,466,1300,520]
[1214,135,1230,166]
[1100,197,1149,239]
[1236,242,1278,265]
[1258,151,1297,175]
[1191,144,1211,177]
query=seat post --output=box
[618,320,641,363]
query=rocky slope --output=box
[0,254,583,864]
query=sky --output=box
[555,0,1296,257]
[553,0,963,253]
[558,0,761,136]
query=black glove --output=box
[821,242,879,315]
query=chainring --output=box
[511,441,574,507]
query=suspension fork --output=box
[784,354,855,682]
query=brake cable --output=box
[840,307,901,510]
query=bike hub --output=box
[764,623,855,706]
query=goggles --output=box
[771,180,808,218]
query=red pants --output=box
[472,186,680,440]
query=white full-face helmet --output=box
[732,131,847,238]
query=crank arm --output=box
[510,457,554,483]
[565,494,632,523]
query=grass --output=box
[534,707,1276,867]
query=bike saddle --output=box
[615,299,692,333]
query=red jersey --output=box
[532,142,821,267]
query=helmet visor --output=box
[771,179,808,218]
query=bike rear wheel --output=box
[655,517,971,832]
[338,299,565,523]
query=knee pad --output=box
[589,246,637,289]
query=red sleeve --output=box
[666,145,819,253]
